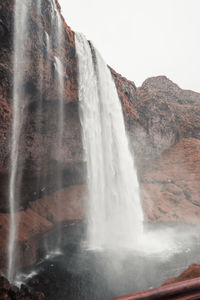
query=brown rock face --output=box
[0,209,52,270]
[163,264,200,285]
[111,71,200,223]
[29,185,86,223]
[1,0,200,271]
[129,76,200,167]
[142,138,200,224]
[0,0,85,271]
[0,0,83,213]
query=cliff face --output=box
[111,70,200,222]
[0,0,83,212]
[127,76,200,224]
[1,0,200,269]
[0,0,84,270]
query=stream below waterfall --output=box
[14,221,200,300]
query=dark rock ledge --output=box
[0,276,44,300]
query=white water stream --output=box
[49,0,64,253]
[75,33,144,250]
[8,0,30,282]
[8,0,65,282]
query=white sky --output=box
[59,0,200,92]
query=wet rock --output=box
[163,264,200,285]
[0,277,10,290]
[0,291,11,300]
[0,276,44,300]
[0,23,5,40]
[9,285,20,298]
[29,184,86,223]
[0,209,52,269]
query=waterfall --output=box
[8,0,65,282]
[75,33,144,250]
[48,0,64,253]
[8,0,30,282]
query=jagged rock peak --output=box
[142,75,181,92]
[141,75,200,105]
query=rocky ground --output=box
[0,276,44,300]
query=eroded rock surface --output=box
[142,138,200,224]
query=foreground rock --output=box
[0,276,44,300]
[163,264,200,285]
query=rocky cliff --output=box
[0,0,200,270]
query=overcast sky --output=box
[59,0,200,92]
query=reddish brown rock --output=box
[29,184,86,223]
[141,138,200,224]
[0,210,52,270]
[163,264,200,285]
[110,68,139,122]
[142,75,200,105]
[0,0,83,213]
[134,78,200,168]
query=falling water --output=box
[45,31,50,55]
[8,0,65,281]
[8,0,30,282]
[48,0,65,253]
[54,55,64,154]
[75,33,144,250]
